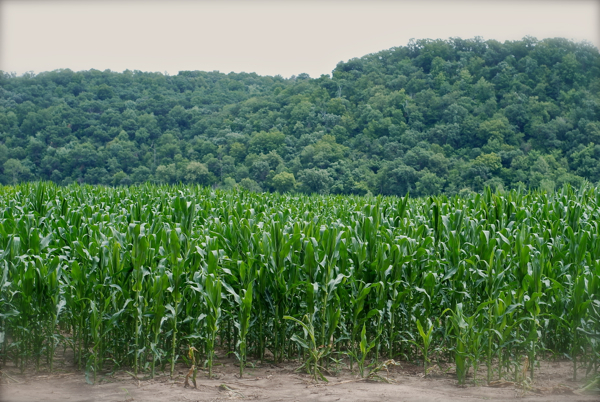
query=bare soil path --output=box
[1,358,596,402]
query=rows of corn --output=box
[0,182,598,385]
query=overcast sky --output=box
[1,0,598,78]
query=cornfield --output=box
[0,182,599,385]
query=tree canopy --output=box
[1,36,599,196]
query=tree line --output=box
[0,36,599,196]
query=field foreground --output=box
[1,357,596,402]
[1,182,600,399]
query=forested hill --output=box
[1,36,599,196]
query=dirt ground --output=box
[1,355,597,402]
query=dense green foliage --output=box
[1,37,599,195]
[1,182,599,383]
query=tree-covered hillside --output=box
[1,36,599,195]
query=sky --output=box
[1,0,598,78]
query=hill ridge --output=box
[0,36,599,195]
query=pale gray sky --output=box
[1,0,598,78]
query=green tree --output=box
[155,164,178,184]
[248,130,285,154]
[0,144,8,167]
[272,171,296,193]
[131,166,152,184]
[474,153,502,173]
[229,142,247,162]
[478,117,515,144]
[416,170,445,196]
[0,36,597,193]
[221,177,237,190]
[20,112,46,137]
[297,168,333,194]
[3,159,30,184]
[373,162,419,196]
[239,178,262,192]
[185,161,214,185]
[84,167,109,185]
[112,171,131,186]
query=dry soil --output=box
[1,355,597,402]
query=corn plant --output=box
[410,318,434,375]
[167,229,184,378]
[444,304,471,385]
[222,263,254,377]
[347,323,377,378]
[203,272,222,378]
[149,273,168,378]
[183,346,199,388]
[0,182,598,387]
[284,314,329,382]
